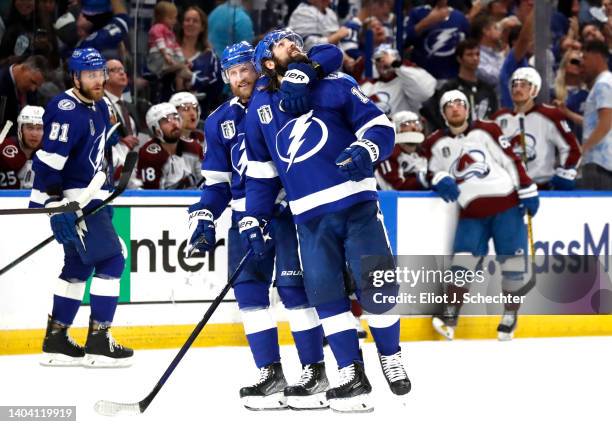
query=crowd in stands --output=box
[0,0,610,190]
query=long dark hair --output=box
[177,6,211,53]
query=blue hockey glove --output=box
[518,184,540,217]
[279,62,318,115]
[187,205,216,255]
[46,198,79,245]
[432,175,460,202]
[335,140,379,181]
[550,168,576,190]
[238,216,271,260]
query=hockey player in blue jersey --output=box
[240,30,411,413]
[187,39,343,410]
[31,48,133,368]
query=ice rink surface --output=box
[1,336,610,427]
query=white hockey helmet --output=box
[392,111,422,132]
[439,89,469,119]
[17,105,44,142]
[373,43,400,62]
[146,102,180,138]
[510,67,542,98]
[169,92,200,121]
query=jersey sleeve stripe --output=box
[246,161,279,179]
[36,151,68,170]
[202,170,232,185]
[289,177,377,215]
[355,114,394,140]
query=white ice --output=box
[1,337,611,427]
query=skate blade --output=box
[329,394,374,413]
[40,353,84,367]
[287,392,329,410]
[497,331,514,341]
[432,318,454,340]
[82,354,133,368]
[242,392,288,411]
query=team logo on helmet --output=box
[257,105,273,124]
[450,149,490,183]
[425,28,465,57]
[58,99,76,111]
[221,120,236,139]
[275,110,328,171]
[2,145,18,158]
[230,134,248,176]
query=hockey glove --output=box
[47,198,79,245]
[550,168,577,191]
[335,140,378,181]
[187,205,216,254]
[432,175,460,202]
[279,62,318,115]
[518,184,540,217]
[238,216,270,260]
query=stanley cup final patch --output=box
[257,105,273,124]
[221,120,236,139]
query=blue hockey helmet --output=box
[68,48,107,76]
[221,41,255,83]
[253,29,304,74]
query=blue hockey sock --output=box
[241,308,280,368]
[51,279,85,325]
[317,299,361,369]
[292,325,324,365]
[89,277,119,324]
[368,317,401,356]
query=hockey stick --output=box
[94,248,254,416]
[0,152,138,276]
[518,114,537,294]
[0,120,13,145]
[0,201,80,215]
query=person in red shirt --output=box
[0,105,44,189]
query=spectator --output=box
[0,55,48,136]
[177,5,223,117]
[375,111,428,191]
[499,7,534,108]
[404,0,470,83]
[579,40,612,189]
[208,0,254,59]
[472,14,505,89]
[360,44,436,116]
[421,39,499,131]
[288,0,351,52]
[104,58,139,149]
[0,105,43,189]
[169,91,205,151]
[137,102,203,189]
[553,49,588,141]
[340,0,393,59]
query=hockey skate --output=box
[83,318,133,368]
[40,316,84,366]
[432,305,460,340]
[240,362,288,410]
[326,362,373,413]
[284,362,329,410]
[497,310,518,341]
[379,349,411,396]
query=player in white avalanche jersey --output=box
[420,90,539,341]
[492,67,582,189]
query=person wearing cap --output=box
[421,89,539,342]
[359,43,436,116]
[375,111,428,190]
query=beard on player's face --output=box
[75,78,105,102]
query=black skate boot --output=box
[240,362,288,410]
[432,304,460,340]
[497,310,518,341]
[284,362,329,410]
[83,318,133,368]
[326,361,373,413]
[379,349,411,396]
[40,316,84,366]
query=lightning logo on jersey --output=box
[425,28,464,57]
[276,111,328,171]
[231,134,248,176]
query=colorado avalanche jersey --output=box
[29,89,112,208]
[492,104,582,185]
[245,73,394,224]
[375,145,427,190]
[420,120,533,218]
[404,6,469,80]
[0,137,36,189]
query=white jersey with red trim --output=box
[420,120,533,218]
[492,104,582,185]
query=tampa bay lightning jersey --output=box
[197,97,248,221]
[78,14,130,58]
[29,89,112,208]
[404,6,469,80]
[244,73,394,224]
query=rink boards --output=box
[1,190,611,354]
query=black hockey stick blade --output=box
[0,152,138,276]
[94,249,253,416]
[0,201,80,216]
